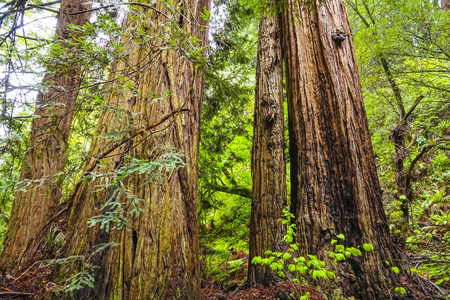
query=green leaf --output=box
[251,257,262,264]
[300,292,310,300]
[363,244,374,252]
[283,253,292,260]
[293,278,300,284]
[331,239,337,245]
[270,262,278,271]
[327,271,336,279]
[399,195,407,200]
[278,271,286,278]
[199,7,211,21]
[349,248,362,256]
[288,264,296,272]
[336,253,345,261]
[312,260,322,269]
[329,252,335,258]
[395,287,406,295]
[392,267,400,274]
[337,234,345,240]
[296,264,307,274]
[335,245,345,253]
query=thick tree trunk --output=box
[0,0,91,271]
[282,0,399,298]
[248,7,287,286]
[56,1,209,299]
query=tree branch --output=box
[85,108,189,173]
[408,137,450,176]
[0,1,60,17]
[401,95,424,124]
[212,185,252,199]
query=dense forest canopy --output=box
[0,0,448,299]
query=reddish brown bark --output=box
[282,0,399,298]
[56,1,210,299]
[248,7,287,286]
[0,0,91,271]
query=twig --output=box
[0,291,33,296]
[13,261,41,282]
[0,1,60,16]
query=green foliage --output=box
[87,151,185,232]
[252,209,377,295]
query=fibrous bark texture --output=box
[58,1,209,299]
[0,0,91,271]
[282,0,399,298]
[248,7,287,286]
[442,0,450,10]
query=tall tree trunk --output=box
[56,1,209,299]
[281,0,399,298]
[248,6,287,286]
[0,0,91,271]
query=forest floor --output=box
[0,243,443,299]
[201,280,324,300]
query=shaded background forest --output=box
[0,0,449,297]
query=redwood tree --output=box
[0,0,91,271]
[248,4,287,286]
[282,0,399,298]
[57,1,210,299]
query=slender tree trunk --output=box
[248,6,287,286]
[390,125,410,229]
[0,0,91,271]
[282,0,399,298]
[56,1,209,299]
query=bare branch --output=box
[401,95,424,124]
